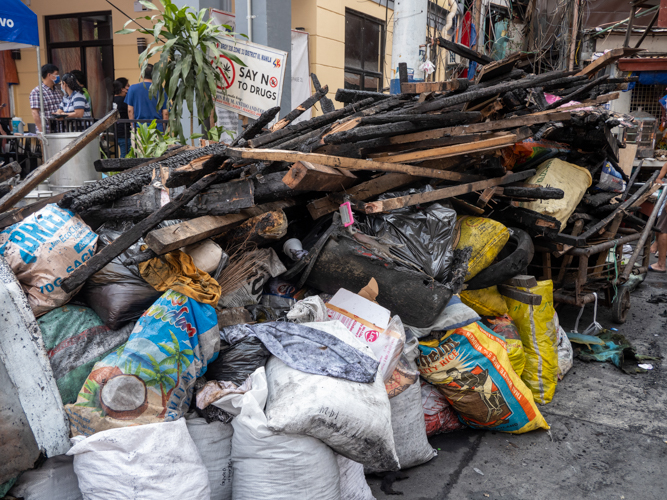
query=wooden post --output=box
[568,0,579,71]
[0,110,119,213]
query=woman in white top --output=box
[53,73,92,119]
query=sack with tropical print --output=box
[65,289,219,437]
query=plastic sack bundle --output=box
[504,280,559,404]
[65,290,219,437]
[375,333,435,472]
[554,312,573,380]
[460,286,508,317]
[0,204,98,316]
[337,455,375,500]
[418,322,549,433]
[362,203,456,281]
[214,367,341,500]
[83,221,162,329]
[520,158,592,232]
[420,381,466,436]
[186,414,233,500]
[67,418,211,500]
[454,217,510,281]
[480,314,526,377]
[265,321,399,472]
[206,332,270,387]
[594,161,626,193]
[38,305,134,404]
[218,248,286,308]
[8,456,82,500]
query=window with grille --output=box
[344,9,384,92]
[629,83,665,121]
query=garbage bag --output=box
[504,280,559,404]
[264,321,399,471]
[406,295,480,338]
[0,204,98,316]
[460,286,508,317]
[83,221,161,329]
[207,334,270,387]
[139,250,222,305]
[214,367,341,500]
[594,161,626,193]
[554,313,573,380]
[186,414,233,500]
[337,455,375,500]
[454,217,510,281]
[374,333,435,472]
[287,295,328,323]
[520,158,592,232]
[65,290,219,437]
[480,314,526,377]
[8,456,82,500]
[420,381,467,436]
[362,203,456,281]
[418,322,549,433]
[67,418,211,500]
[37,305,134,404]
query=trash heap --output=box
[0,53,654,499]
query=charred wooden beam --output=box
[311,73,335,114]
[544,75,609,110]
[282,161,356,192]
[502,186,564,199]
[272,85,329,131]
[435,36,493,65]
[218,210,288,248]
[231,106,281,146]
[335,88,392,103]
[0,162,21,183]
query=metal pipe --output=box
[36,47,48,159]
[621,182,667,280]
[570,232,642,257]
[554,291,598,306]
[247,0,252,42]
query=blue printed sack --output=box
[65,289,219,437]
[0,204,98,316]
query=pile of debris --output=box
[0,50,655,499]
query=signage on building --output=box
[213,37,288,120]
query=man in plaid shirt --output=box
[30,64,63,133]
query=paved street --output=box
[368,268,667,500]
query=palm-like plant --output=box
[116,0,246,143]
[141,353,178,414]
[159,330,193,378]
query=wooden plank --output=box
[498,284,542,305]
[0,110,119,213]
[226,147,483,182]
[307,173,415,219]
[271,85,328,131]
[388,112,572,145]
[370,134,517,164]
[400,79,469,94]
[576,47,644,77]
[476,186,499,208]
[231,106,280,146]
[363,170,534,213]
[282,161,357,192]
[0,192,67,229]
[505,275,538,288]
[534,93,619,113]
[60,167,245,294]
[474,52,521,83]
[435,36,493,65]
[618,143,638,177]
[145,200,295,254]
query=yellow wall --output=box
[292,0,394,115]
[13,0,159,125]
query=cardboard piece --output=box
[618,143,638,177]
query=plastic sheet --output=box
[207,333,270,387]
[362,203,456,281]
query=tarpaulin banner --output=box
[290,30,311,125]
[213,37,288,119]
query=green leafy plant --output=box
[117,0,246,143]
[207,124,236,142]
[126,120,180,158]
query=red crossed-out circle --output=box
[215,54,236,90]
[269,76,278,88]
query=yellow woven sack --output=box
[520,159,592,232]
[504,280,558,404]
[461,286,508,317]
[455,217,510,281]
[481,314,526,377]
[417,322,548,434]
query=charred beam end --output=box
[311,73,336,114]
[164,154,230,189]
[335,88,393,104]
[272,85,329,131]
[231,106,281,147]
[435,36,493,65]
[502,186,565,199]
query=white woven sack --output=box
[186,415,233,500]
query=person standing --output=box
[29,64,63,133]
[70,70,93,116]
[112,78,131,157]
[125,64,168,131]
[650,162,667,273]
[52,73,92,119]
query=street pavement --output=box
[367,268,667,500]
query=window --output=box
[344,9,384,92]
[45,12,115,119]
[630,83,665,121]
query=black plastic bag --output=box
[206,331,270,386]
[362,203,456,281]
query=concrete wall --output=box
[594,33,667,53]
[13,0,159,125]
